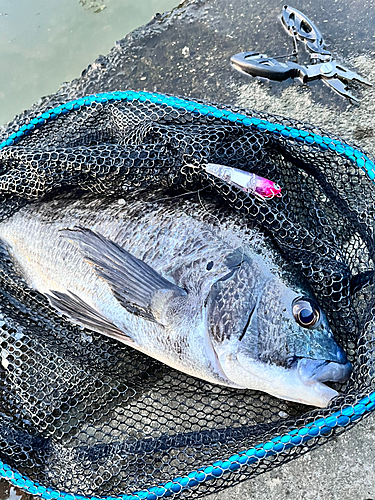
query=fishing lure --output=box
[203,163,282,200]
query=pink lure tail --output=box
[253,176,282,199]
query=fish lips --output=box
[297,357,352,386]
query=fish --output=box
[0,189,352,407]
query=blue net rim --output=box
[2,90,375,181]
[1,91,374,499]
[2,393,374,500]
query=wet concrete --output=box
[0,0,375,498]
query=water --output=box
[0,0,178,125]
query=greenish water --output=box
[0,0,178,126]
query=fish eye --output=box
[292,297,320,328]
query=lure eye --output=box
[292,297,320,328]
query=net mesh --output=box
[0,92,374,498]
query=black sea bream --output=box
[0,190,351,407]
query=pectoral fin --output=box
[47,290,136,345]
[60,227,187,324]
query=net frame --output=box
[0,90,374,500]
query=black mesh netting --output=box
[0,93,374,498]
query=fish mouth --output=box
[297,357,353,385]
[295,357,353,407]
[234,352,353,407]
